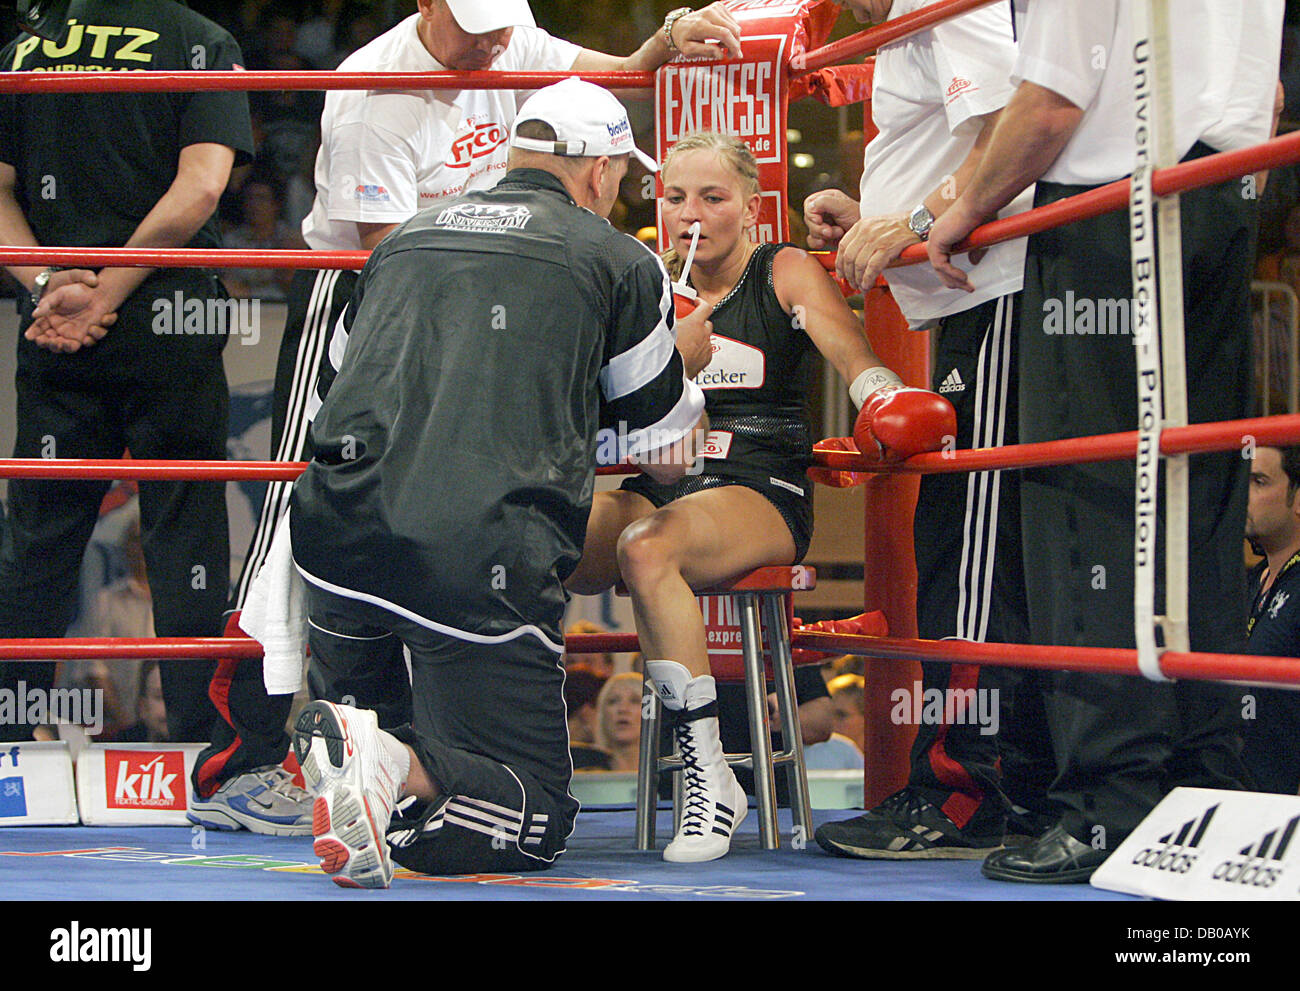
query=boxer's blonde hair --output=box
[660,132,761,280]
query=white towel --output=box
[239,510,308,696]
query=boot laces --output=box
[675,719,711,837]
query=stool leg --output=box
[636,675,660,850]
[740,593,779,849]
[766,595,812,849]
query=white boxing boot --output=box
[646,660,748,863]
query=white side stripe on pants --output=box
[236,268,342,605]
[954,295,1014,642]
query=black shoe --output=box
[982,824,1109,883]
[815,788,1005,860]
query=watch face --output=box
[910,205,934,237]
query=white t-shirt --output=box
[303,14,581,251]
[1014,0,1283,186]
[859,0,1034,327]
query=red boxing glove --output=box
[853,386,956,463]
[791,611,890,665]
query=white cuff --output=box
[849,366,904,410]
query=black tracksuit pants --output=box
[1017,143,1253,845]
[0,270,229,743]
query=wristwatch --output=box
[908,203,935,241]
[29,267,55,307]
[663,7,692,53]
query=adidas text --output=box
[1132,805,1217,873]
[938,369,965,394]
[1211,858,1281,888]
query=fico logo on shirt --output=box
[449,123,508,169]
[946,77,978,104]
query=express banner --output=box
[655,0,839,248]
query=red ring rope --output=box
[7,129,1296,273]
[0,69,654,95]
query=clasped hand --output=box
[26,269,117,354]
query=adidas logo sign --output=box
[1211,814,1298,889]
[938,369,965,394]
[1131,804,1217,874]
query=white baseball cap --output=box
[444,0,535,34]
[510,78,659,172]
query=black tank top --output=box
[687,242,816,479]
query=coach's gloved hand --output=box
[849,366,955,463]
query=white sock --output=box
[377,729,411,788]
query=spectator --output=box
[222,176,303,301]
[296,0,348,68]
[333,0,384,61]
[563,664,612,771]
[822,652,865,681]
[72,509,154,737]
[804,733,865,771]
[1241,444,1300,793]
[281,135,320,231]
[826,672,865,754]
[563,620,615,677]
[594,673,644,773]
[117,661,169,743]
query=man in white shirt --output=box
[806,0,1054,862]
[928,0,1283,883]
[192,0,742,833]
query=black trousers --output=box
[0,270,229,743]
[908,294,1054,829]
[304,584,579,875]
[1240,685,1300,795]
[1018,145,1253,844]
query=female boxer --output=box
[567,132,952,862]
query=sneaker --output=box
[187,765,313,836]
[815,788,1005,860]
[663,706,748,864]
[291,701,406,889]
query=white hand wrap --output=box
[849,366,904,410]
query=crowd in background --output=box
[561,627,868,774]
